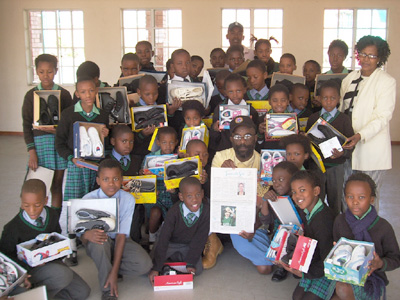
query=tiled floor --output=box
[1,136,399,300]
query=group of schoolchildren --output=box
[0,21,399,300]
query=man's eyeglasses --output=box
[232,134,253,140]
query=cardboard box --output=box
[201,70,214,108]
[73,121,106,160]
[180,125,209,153]
[122,175,157,204]
[16,233,72,267]
[154,262,193,291]
[167,81,208,107]
[324,237,375,286]
[219,104,250,130]
[290,235,318,273]
[26,166,54,197]
[266,224,303,263]
[247,100,271,118]
[0,252,28,297]
[131,105,168,132]
[75,159,99,171]
[260,149,286,184]
[13,286,47,300]
[268,196,303,227]
[202,116,213,128]
[271,73,306,88]
[67,198,119,234]
[265,113,298,140]
[164,156,202,190]
[143,154,178,177]
[314,73,348,97]
[298,117,309,133]
[96,87,131,124]
[118,74,144,94]
[33,90,61,129]
[139,70,166,83]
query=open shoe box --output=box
[13,286,47,300]
[314,73,348,97]
[0,252,28,297]
[67,198,119,234]
[139,70,166,83]
[267,196,302,227]
[324,237,374,286]
[266,224,303,262]
[143,154,178,177]
[164,156,202,190]
[271,73,306,88]
[16,232,72,268]
[265,113,298,140]
[131,105,168,132]
[96,87,131,124]
[167,81,207,108]
[179,125,209,153]
[33,90,61,129]
[73,121,106,160]
[122,175,157,204]
[75,159,99,171]
[219,104,250,130]
[247,101,271,118]
[118,74,144,94]
[154,262,193,291]
[260,149,286,184]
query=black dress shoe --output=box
[318,124,346,145]
[39,97,52,125]
[166,161,198,179]
[47,95,59,124]
[271,267,288,282]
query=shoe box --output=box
[67,198,119,235]
[202,116,213,128]
[267,196,302,227]
[164,156,202,190]
[179,124,209,153]
[266,224,303,262]
[271,73,306,89]
[75,159,99,171]
[306,118,348,159]
[16,232,72,267]
[122,175,157,204]
[167,80,208,108]
[131,105,168,132]
[143,154,178,177]
[0,252,27,297]
[139,70,166,84]
[33,90,61,129]
[154,262,193,291]
[13,286,47,300]
[314,74,348,98]
[219,104,250,130]
[73,121,106,160]
[324,237,375,286]
[247,100,271,118]
[118,74,144,94]
[96,87,131,125]
[260,149,286,184]
[265,113,298,140]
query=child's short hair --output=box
[226,45,244,58]
[328,39,349,57]
[171,49,190,63]
[166,59,172,71]
[35,54,58,69]
[273,161,299,176]
[280,134,312,155]
[215,69,231,82]
[304,60,321,73]
[75,76,96,89]
[182,100,205,118]
[290,83,309,94]
[319,79,341,97]
[191,55,204,64]
[179,176,202,191]
[76,61,100,79]
[290,170,320,188]
[268,84,290,100]
[97,159,123,177]
[111,124,133,139]
[280,53,296,65]
[186,139,207,153]
[21,179,46,197]
[224,73,246,89]
[156,126,178,140]
[121,52,140,64]
[139,74,158,89]
[254,36,279,51]
[246,59,267,73]
[210,48,225,57]
[344,173,377,197]
[136,40,153,50]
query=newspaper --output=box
[210,167,257,234]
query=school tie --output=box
[120,157,126,167]
[36,217,44,228]
[186,212,197,225]
[255,93,261,100]
[183,78,189,82]
[321,112,331,121]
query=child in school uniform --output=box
[22,54,73,213]
[244,59,269,100]
[253,37,280,75]
[280,134,311,170]
[282,170,335,300]
[303,60,322,112]
[0,179,90,299]
[148,177,210,285]
[306,80,354,216]
[119,52,141,78]
[279,53,297,75]
[210,48,226,68]
[180,99,206,141]
[190,55,204,82]
[261,161,300,281]
[135,41,156,71]
[55,76,109,266]
[288,83,313,132]
[209,73,259,154]
[326,39,350,74]
[81,159,152,300]
[206,69,230,116]
[329,173,400,300]
[225,45,245,72]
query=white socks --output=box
[79,126,103,157]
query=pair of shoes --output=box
[0,257,18,286]
[346,245,366,271]
[63,251,78,267]
[280,234,298,265]
[75,218,115,233]
[79,126,103,157]
[124,179,156,193]
[170,86,204,102]
[318,124,346,145]
[134,107,165,129]
[147,156,174,168]
[39,96,59,125]
[182,129,202,149]
[110,91,126,122]
[220,108,248,124]
[332,244,353,267]
[75,208,111,220]
[102,291,118,300]
[30,235,62,250]
[202,233,223,269]
[262,151,285,173]
[271,267,288,282]
[166,161,198,179]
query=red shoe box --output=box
[290,235,318,273]
[154,262,193,291]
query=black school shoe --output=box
[63,251,78,267]
[110,91,125,122]
[47,94,59,124]
[271,267,288,282]
[125,179,155,193]
[318,124,346,145]
[100,92,116,114]
[166,161,198,179]
[39,97,52,125]
[134,107,165,129]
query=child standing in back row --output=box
[135,41,156,71]
[245,59,269,100]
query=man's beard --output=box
[233,144,253,160]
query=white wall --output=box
[1,0,399,139]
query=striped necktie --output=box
[36,217,44,228]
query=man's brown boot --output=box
[202,233,223,269]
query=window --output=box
[221,8,283,61]
[122,9,182,71]
[26,10,85,85]
[323,9,387,72]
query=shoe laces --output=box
[203,240,211,255]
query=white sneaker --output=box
[170,87,204,101]
[79,126,92,157]
[332,244,353,266]
[87,127,103,157]
[346,245,366,270]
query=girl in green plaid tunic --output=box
[22,54,73,211]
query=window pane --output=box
[60,48,74,66]
[222,9,236,27]
[72,11,83,28]
[29,12,42,29]
[155,28,167,46]
[254,28,269,39]
[138,29,150,41]
[60,29,72,47]
[357,10,372,28]
[31,29,43,48]
[356,29,371,42]
[338,29,352,46]
[123,11,137,28]
[74,48,85,66]
[73,29,84,47]
[269,29,282,44]
[137,10,146,28]
[43,29,57,47]
[339,10,353,28]
[271,47,282,62]
[43,48,58,56]
[323,29,338,48]
[371,29,386,39]
[236,9,250,27]
[324,10,338,28]
[372,10,387,29]
[168,29,182,47]
[243,28,251,48]
[42,11,56,29]
[254,9,268,27]
[59,11,71,29]
[124,29,138,47]
[125,47,136,54]
[154,10,166,28]
[269,9,283,27]
[222,33,230,48]
[61,66,74,84]
[168,10,182,27]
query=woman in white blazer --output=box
[340,35,396,211]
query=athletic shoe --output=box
[75,208,111,220]
[87,127,103,157]
[75,217,116,233]
[346,245,366,270]
[79,126,92,157]
[332,244,353,267]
